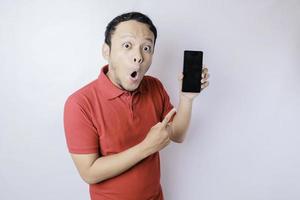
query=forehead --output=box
[112,20,154,41]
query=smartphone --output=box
[182,50,203,93]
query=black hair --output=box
[104,12,157,47]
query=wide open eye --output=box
[123,42,132,49]
[143,45,152,53]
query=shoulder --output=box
[65,79,98,108]
[143,75,164,89]
[142,75,170,100]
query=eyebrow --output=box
[120,34,153,43]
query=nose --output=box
[134,57,143,63]
[133,49,143,64]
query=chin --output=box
[124,83,140,92]
[126,85,139,92]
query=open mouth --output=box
[129,71,139,82]
[131,71,137,78]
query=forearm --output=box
[87,142,150,184]
[171,95,193,143]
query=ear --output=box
[102,43,110,60]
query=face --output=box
[102,20,155,92]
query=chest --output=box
[94,93,163,155]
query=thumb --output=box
[178,72,184,91]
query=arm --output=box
[70,109,176,185]
[169,66,210,143]
[71,142,150,185]
[169,95,193,143]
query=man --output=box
[64,11,209,200]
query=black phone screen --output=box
[182,50,203,93]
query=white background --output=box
[1,0,300,199]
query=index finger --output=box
[161,108,176,127]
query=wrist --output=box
[137,141,152,159]
[180,93,194,103]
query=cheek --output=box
[144,52,153,61]
[144,55,153,67]
[110,45,126,60]
[110,54,126,71]
[142,64,151,74]
[147,56,153,64]
[111,51,122,62]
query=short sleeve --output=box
[153,77,176,122]
[63,97,99,154]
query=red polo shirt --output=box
[63,64,175,200]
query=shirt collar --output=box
[97,64,147,100]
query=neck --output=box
[106,67,127,91]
